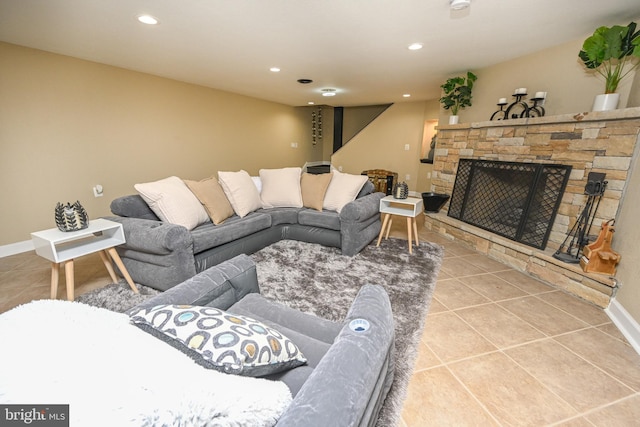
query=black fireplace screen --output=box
[448,159,572,249]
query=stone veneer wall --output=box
[426,107,640,307]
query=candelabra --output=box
[490,89,546,121]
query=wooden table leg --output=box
[407,217,413,254]
[99,250,119,283]
[413,217,420,246]
[377,213,391,246]
[50,262,60,299]
[385,218,393,239]
[65,259,75,301]
[107,248,139,294]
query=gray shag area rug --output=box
[76,238,443,427]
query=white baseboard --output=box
[606,298,640,356]
[0,240,34,258]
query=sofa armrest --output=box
[127,254,259,315]
[339,192,385,256]
[277,284,395,427]
[105,216,192,254]
[340,192,385,222]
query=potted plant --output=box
[579,21,640,111]
[439,71,477,124]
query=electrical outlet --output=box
[93,184,104,198]
[338,166,343,172]
[405,174,411,181]
[404,144,410,151]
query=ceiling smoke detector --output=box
[450,0,471,10]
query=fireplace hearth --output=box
[448,159,571,249]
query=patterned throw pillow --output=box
[129,305,307,377]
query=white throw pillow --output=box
[218,170,263,218]
[134,176,209,230]
[251,176,262,193]
[259,167,303,208]
[323,170,369,213]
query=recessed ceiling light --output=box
[321,89,337,97]
[270,67,281,72]
[408,43,423,51]
[403,94,411,98]
[450,0,471,10]
[297,78,313,84]
[137,15,159,25]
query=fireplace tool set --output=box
[553,172,607,264]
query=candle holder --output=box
[490,92,546,121]
[490,101,509,121]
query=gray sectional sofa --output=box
[127,254,396,427]
[107,180,385,291]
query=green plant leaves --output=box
[579,21,640,93]
[440,71,477,116]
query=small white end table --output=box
[376,195,424,254]
[31,218,139,301]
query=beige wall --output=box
[331,101,439,194]
[612,131,640,321]
[342,105,391,144]
[440,36,638,124]
[0,42,322,246]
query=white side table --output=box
[31,218,139,301]
[376,195,424,254]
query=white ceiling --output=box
[1,0,639,107]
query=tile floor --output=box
[399,230,640,427]
[1,220,640,427]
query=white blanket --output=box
[0,300,292,426]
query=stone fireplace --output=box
[426,107,640,308]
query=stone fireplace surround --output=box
[426,107,640,308]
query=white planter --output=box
[592,93,620,112]
[449,115,459,125]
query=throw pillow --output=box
[251,176,262,193]
[134,176,209,230]
[218,170,263,218]
[323,170,369,213]
[300,172,333,211]
[129,305,307,377]
[184,177,235,225]
[259,167,303,208]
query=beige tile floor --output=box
[398,229,640,427]
[1,219,640,427]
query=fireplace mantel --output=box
[427,107,640,307]
[439,106,640,131]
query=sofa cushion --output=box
[323,170,369,213]
[190,213,271,254]
[218,170,263,218]
[110,194,160,221]
[357,180,376,198]
[259,167,303,208]
[301,172,333,211]
[134,176,209,230]
[129,304,307,377]
[184,177,235,225]
[298,209,341,231]
[257,207,300,226]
